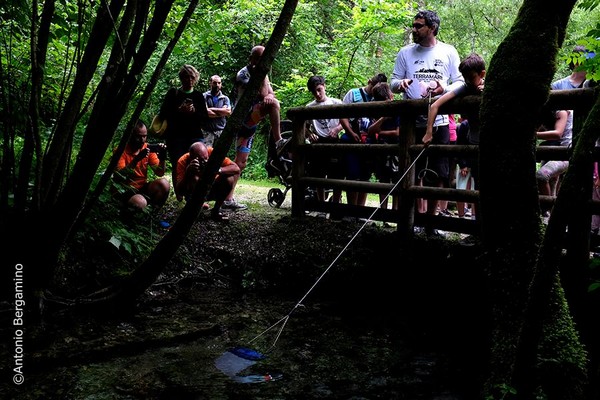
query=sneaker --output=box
[222,199,248,211]
[425,228,447,238]
[439,209,453,217]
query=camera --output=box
[147,143,162,153]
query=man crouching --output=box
[175,142,240,222]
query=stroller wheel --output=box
[268,188,285,208]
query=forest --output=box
[2,0,600,398]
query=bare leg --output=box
[267,101,282,143]
[147,178,171,207]
[227,138,250,202]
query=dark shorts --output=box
[375,155,400,183]
[238,124,258,140]
[415,125,450,183]
[309,136,345,179]
[237,100,265,140]
[340,133,373,181]
[117,183,150,205]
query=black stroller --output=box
[265,120,325,208]
[265,120,294,207]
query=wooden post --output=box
[291,117,307,218]
[397,116,417,239]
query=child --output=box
[305,75,344,204]
[424,53,485,144]
[425,53,486,219]
[368,82,400,210]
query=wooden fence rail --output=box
[284,88,598,237]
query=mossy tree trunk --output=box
[479,0,589,398]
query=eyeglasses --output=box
[412,23,426,29]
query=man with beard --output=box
[202,75,232,147]
[390,9,464,237]
[115,120,170,211]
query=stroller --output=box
[265,120,324,208]
[265,120,294,207]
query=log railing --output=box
[284,89,598,237]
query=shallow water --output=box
[1,282,481,399]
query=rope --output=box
[247,142,431,352]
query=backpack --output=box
[350,88,370,133]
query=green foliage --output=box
[3,0,600,273]
[579,0,600,11]
[484,382,518,400]
[588,255,600,292]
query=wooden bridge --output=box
[283,88,599,239]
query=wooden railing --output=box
[285,89,598,237]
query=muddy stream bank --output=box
[1,183,489,399]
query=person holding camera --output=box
[175,142,240,222]
[156,64,210,184]
[115,120,170,211]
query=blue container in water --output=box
[228,346,266,361]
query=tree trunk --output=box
[38,0,126,208]
[32,1,176,290]
[515,90,600,399]
[83,0,200,232]
[478,0,587,398]
[78,0,301,308]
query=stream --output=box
[0,277,486,399]
[0,235,493,400]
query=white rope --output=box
[248,143,431,351]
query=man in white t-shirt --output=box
[390,9,464,237]
[551,45,594,90]
[306,75,344,203]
